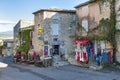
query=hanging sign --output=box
[38,26,43,32]
[38,36,43,40]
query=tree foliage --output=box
[17,28,32,54]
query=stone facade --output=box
[33,8,76,59]
[75,1,110,32]
[13,20,34,54]
[75,0,112,54]
[2,39,13,57]
[115,0,120,62]
[69,1,114,67]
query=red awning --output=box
[73,38,90,44]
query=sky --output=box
[0,0,88,32]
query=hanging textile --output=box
[77,52,80,61]
[83,52,88,63]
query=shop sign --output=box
[49,41,64,45]
[38,36,43,40]
[38,26,43,32]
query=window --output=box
[38,13,41,20]
[30,31,33,38]
[100,41,105,53]
[52,12,59,19]
[100,2,110,13]
[73,15,76,21]
[101,26,107,32]
[51,23,59,35]
[82,19,88,32]
[44,45,48,55]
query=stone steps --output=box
[52,55,69,67]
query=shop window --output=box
[44,45,48,56]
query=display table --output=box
[43,56,52,67]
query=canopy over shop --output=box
[73,38,90,45]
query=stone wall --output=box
[43,11,76,56]
[33,10,76,58]
[76,1,110,30]
[115,0,120,62]
[13,20,34,54]
[32,12,44,56]
[116,34,120,62]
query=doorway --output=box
[53,45,59,55]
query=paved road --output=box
[0,63,120,80]
[0,57,120,80]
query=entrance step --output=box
[52,55,69,67]
[53,55,61,61]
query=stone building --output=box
[32,8,76,60]
[2,39,13,57]
[72,0,113,66]
[115,0,120,62]
[13,20,34,54]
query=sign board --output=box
[38,26,43,33]
[38,37,43,40]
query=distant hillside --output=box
[0,31,13,39]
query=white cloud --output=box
[0,20,17,32]
[0,20,16,24]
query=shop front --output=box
[73,38,113,67]
[49,41,64,58]
[73,38,92,64]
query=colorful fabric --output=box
[102,52,108,63]
[33,51,37,58]
[83,52,88,63]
